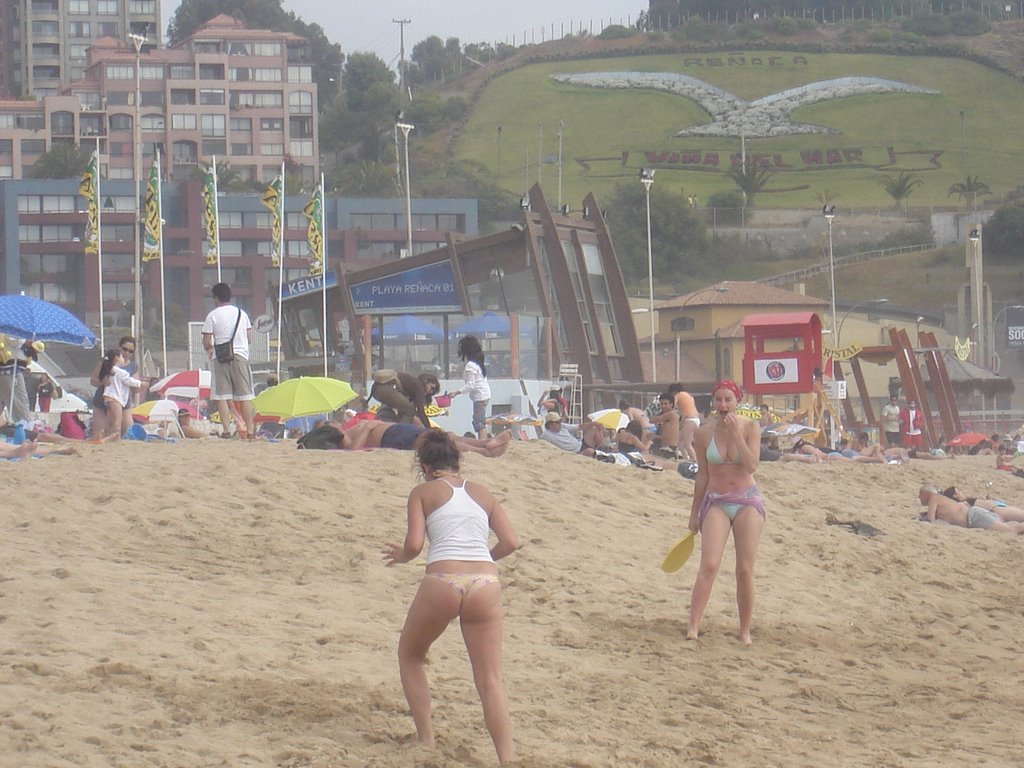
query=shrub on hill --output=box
[597,25,635,41]
[900,11,990,37]
[981,206,1024,263]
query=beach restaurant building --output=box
[279,184,644,388]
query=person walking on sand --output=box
[382,430,519,764]
[687,379,766,645]
[201,283,255,439]
[451,335,491,438]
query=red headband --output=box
[713,379,743,402]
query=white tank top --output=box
[425,479,494,564]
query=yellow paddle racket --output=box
[661,532,696,573]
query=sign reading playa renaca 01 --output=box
[348,260,462,316]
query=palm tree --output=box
[727,158,774,207]
[947,175,991,211]
[879,171,922,214]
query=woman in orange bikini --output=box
[687,380,765,645]
[382,430,519,764]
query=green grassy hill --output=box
[454,49,1024,209]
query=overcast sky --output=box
[163,1,644,67]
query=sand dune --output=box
[2,440,1022,766]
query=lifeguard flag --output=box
[78,151,99,254]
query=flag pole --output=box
[276,161,285,381]
[156,149,167,372]
[212,155,221,283]
[320,172,328,377]
[94,142,105,352]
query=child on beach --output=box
[452,335,491,438]
[98,348,141,439]
[382,430,518,763]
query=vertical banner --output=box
[260,174,283,268]
[201,159,220,276]
[142,154,162,261]
[302,183,325,277]
[78,152,99,255]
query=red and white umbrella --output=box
[152,369,211,399]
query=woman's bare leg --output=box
[397,578,460,748]
[732,508,765,646]
[460,585,515,764]
[104,401,123,440]
[687,507,732,640]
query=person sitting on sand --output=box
[176,409,208,439]
[381,429,518,764]
[852,432,909,464]
[537,412,606,457]
[918,485,1024,534]
[688,380,766,645]
[649,393,681,459]
[340,420,512,458]
[615,418,655,454]
[995,443,1018,472]
[941,486,1024,523]
[617,399,649,431]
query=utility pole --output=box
[393,18,411,100]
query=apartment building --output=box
[0,14,319,186]
[0,0,161,99]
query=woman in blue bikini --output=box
[687,380,766,645]
[382,430,519,763]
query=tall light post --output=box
[823,204,839,445]
[557,119,565,210]
[968,225,984,369]
[129,31,146,363]
[396,116,414,258]
[640,168,656,381]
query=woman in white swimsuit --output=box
[687,379,765,645]
[382,430,519,764]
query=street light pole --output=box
[837,298,889,344]
[823,205,839,445]
[640,168,656,382]
[129,32,146,365]
[968,225,984,368]
[396,118,414,258]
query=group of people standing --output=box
[880,394,926,448]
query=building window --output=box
[42,195,76,213]
[670,317,695,332]
[171,114,196,130]
[198,63,225,80]
[33,44,61,57]
[169,65,195,80]
[253,42,281,56]
[32,21,59,36]
[79,114,103,136]
[96,0,118,14]
[199,89,224,105]
[288,66,313,83]
[33,66,61,80]
[227,42,251,56]
[141,114,164,131]
[201,114,225,137]
[260,117,283,131]
[255,68,282,82]
[108,113,132,132]
[97,22,118,36]
[0,139,12,152]
[69,21,90,37]
[106,65,134,80]
[51,111,75,136]
[22,140,46,155]
[289,90,312,115]
[129,0,156,12]
[170,89,196,105]
[68,0,89,13]
[233,92,283,108]
[260,144,283,156]
[231,143,252,156]
[140,65,164,80]
[140,91,164,107]
[202,140,226,155]
[69,44,89,60]
[229,117,251,132]
[172,140,197,165]
[106,91,131,106]
[289,116,313,138]
[289,140,313,157]
[193,40,221,54]
[221,212,243,229]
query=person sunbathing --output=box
[919,485,1024,534]
[340,420,512,458]
[0,440,77,459]
[941,486,1024,523]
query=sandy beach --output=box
[2,439,1023,767]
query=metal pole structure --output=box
[557,120,564,210]
[640,168,656,382]
[837,298,889,343]
[92,136,105,352]
[129,32,146,372]
[969,225,984,368]
[824,205,839,446]
[397,120,414,258]
[320,172,328,377]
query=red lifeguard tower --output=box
[741,312,822,394]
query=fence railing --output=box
[760,242,936,285]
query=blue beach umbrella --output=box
[371,314,445,343]
[0,294,97,347]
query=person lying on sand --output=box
[0,440,77,459]
[918,485,1024,534]
[941,486,1024,523]
[340,420,512,458]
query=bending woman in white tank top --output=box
[382,429,519,764]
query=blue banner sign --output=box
[283,270,337,299]
[349,260,461,315]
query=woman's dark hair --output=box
[624,419,643,439]
[457,335,486,377]
[414,429,461,474]
[97,348,120,381]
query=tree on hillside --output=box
[605,181,707,283]
[979,205,1024,263]
[167,0,342,106]
[947,175,991,211]
[28,143,92,179]
[727,158,774,207]
[879,171,922,213]
[327,161,398,198]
